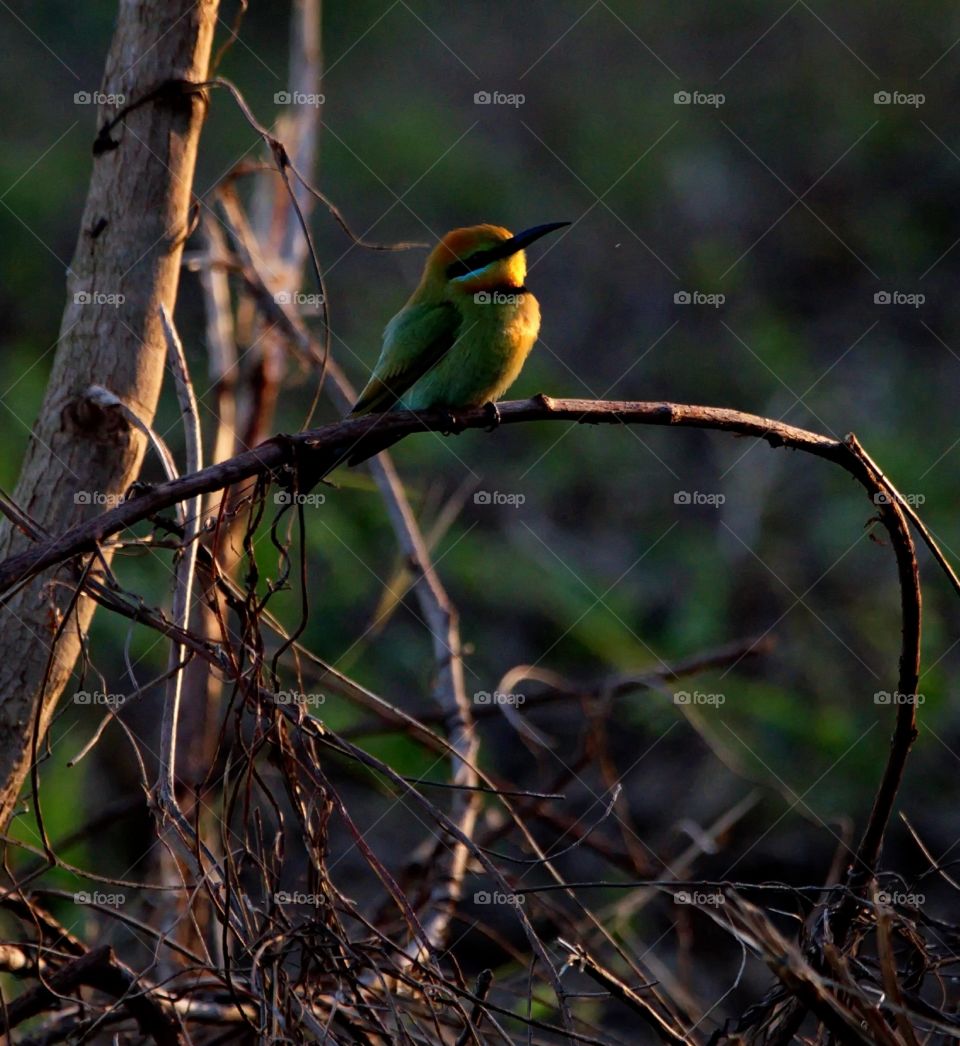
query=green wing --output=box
[350,301,461,415]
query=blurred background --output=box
[1,0,959,1032]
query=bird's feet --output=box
[482,401,502,432]
[441,409,463,436]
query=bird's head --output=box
[415,222,569,299]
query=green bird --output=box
[344,221,568,464]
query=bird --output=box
[342,221,569,466]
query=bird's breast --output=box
[399,290,541,410]
[461,288,540,357]
[455,290,541,397]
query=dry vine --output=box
[0,392,950,1043]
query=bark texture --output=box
[0,0,220,828]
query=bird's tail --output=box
[291,416,402,495]
[344,431,404,468]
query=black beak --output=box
[495,221,571,260]
[446,221,570,279]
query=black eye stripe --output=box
[445,247,501,280]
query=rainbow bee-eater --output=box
[345,221,568,464]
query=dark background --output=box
[1,1,959,1033]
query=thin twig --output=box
[156,306,204,817]
[558,938,686,1044]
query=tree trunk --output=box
[0,0,220,829]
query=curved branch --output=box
[835,435,920,922]
[0,397,847,594]
[0,396,925,895]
